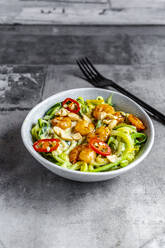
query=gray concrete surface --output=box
[0,63,165,248]
[1,25,165,65]
[1,0,165,25]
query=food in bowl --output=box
[31,95,147,172]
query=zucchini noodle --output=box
[31,94,147,172]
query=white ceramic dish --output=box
[21,88,154,182]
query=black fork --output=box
[76,57,165,124]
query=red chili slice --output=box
[33,139,60,153]
[62,98,80,114]
[89,138,111,156]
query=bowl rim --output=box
[21,87,155,176]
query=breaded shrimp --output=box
[93,104,115,120]
[128,114,145,131]
[51,116,72,130]
[69,144,96,164]
[87,126,110,142]
[69,145,83,164]
[95,126,110,142]
[78,146,96,164]
[74,120,94,136]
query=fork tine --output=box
[76,60,93,82]
[81,58,96,78]
[81,58,102,84]
[77,59,100,84]
[85,57,103,78]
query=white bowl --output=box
[21,88,154,182]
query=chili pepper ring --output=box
[89,138,111,156]
[62,98,80,114]
[33,139,60,153]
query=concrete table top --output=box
[0,64,165,248]
[2,0,165,25]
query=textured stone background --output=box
[0,24,165,248]
[0,66,46,110]
[0,63,165,248]
[1,0,165,24]
[1,25,165,65]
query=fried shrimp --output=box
[69,145,83,164]
[51,116,72,130]
[87,126,110,142]
[93,104,115,120]
[78,146,96,164]
[69,144,96,164]
[95,126,110,142]
[86,132,96,143]
[74,120,95,136]
[128,114,145,131]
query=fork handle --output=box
[104,79,165,124]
